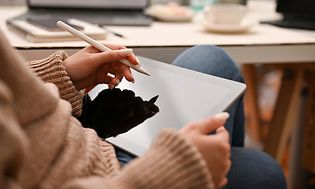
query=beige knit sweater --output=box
[0,31,214,189]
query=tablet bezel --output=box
[89,56,246,156]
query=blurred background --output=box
[1,0,264,6]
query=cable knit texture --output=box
[0,31,214,189]
[28,51,82,116]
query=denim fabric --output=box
[115,45,286,189]
[172,45,245,147]
[226,147,287,189]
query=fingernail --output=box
[214,112,230,120]
[114,79,120,85]
[118,48,133,56]
[130,74,135,83]
[135,56,140,64]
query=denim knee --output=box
[173,45,244,83]
[227,147,287,189]
[173,45,246,145]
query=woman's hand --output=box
[179,113,231,189]
[64,43,138,90]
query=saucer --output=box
[201,18,257,33]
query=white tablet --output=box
[89,56,246,156]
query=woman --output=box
[0,30,285,189]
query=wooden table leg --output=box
[241,64,262,143]
[264,67,304,162]
[302,70,315,173]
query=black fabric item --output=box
[79,88,159,138]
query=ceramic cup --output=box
[204,4,249,25]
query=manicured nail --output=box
[214,112,230,120]
[135,56,140,64]
[118,48,133,56]
[130,74,135,83]
[114,79,120,86]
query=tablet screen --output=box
[89,57,246,156]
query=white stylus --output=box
[56,21,150,76]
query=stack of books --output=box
[7,18,107,43]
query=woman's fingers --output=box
[110,72,123,86]
[214,126,230,143]
[105,43,139,65]
[98,73,119,90]
[93,49,136,82]
[83,45,100,53]
[86,43,138,66]
[218,177,228,188]
[84,44,136,82]
[117,62,135,82]
[76,72,115,90]
[95,60,134,84]
[92,49,134,67]
[193,112,230,134]
[180,113,231,189]
[102,43,126,50]
[98,66,129,89]
[126,53,140,65]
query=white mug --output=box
[204,4,248,25]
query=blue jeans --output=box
[173,45,245,147]
[115,45,286,189]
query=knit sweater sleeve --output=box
[62,129,215,189]
[28,51,82,116]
